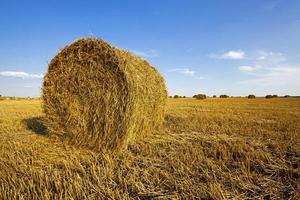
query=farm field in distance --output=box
[0,98,299,199]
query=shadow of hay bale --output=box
[23,117,48,135]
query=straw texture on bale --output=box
[42,38,167,153]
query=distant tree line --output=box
[169,94,298,99]
[193,94,206,100]
[0,95,40,100]
[219,94,229,98]
[172,95,186,99]
[248,94,255,99]
[265,94,278,99]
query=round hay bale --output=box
[42,38,167,153]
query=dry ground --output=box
[0,98,299,199]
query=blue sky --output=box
[0,0,300,97]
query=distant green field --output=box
[0,98,299,199]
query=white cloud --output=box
[0,71,44,79]
[238,66,257,72]
[209,50,245,60]
[222,50,245,59]
[196,76,206,80]
[168,68,195,76]
[131,49,158,58]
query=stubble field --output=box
[0,98,299,199]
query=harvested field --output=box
[0,98,299,199]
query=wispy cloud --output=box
[238,65,300,87]
[209,50,245,60]
[0,71,44,79]
[210,50,285,62]
[239,65,300,75]
[168,68,208,80]
[237,49,300,93]
[168,68,195,76]
[256,50,285,63]
[131,49,158,58]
